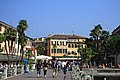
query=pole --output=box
[91,69,94,80]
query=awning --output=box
[56,58,81,60]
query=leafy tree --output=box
[107,35,120,65]
[35,43,47,55]
[0,33,5,52]
[79,47,94,66]
[77,44,83,60]
[3,27,16,62]
[99,30,110,61]
[17,20,28,61]
[25,49,32,61]
[88,24,111,65]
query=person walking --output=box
[57,60,62,73]
[63,63,67,79]
[52,58,58,78]
[62,61,67,79]
[43,59,48,78]
[36,60,42,77]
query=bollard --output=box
[21,65,24,74]
[14,65,17,76]
[4,66,8,79]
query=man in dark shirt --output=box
[36,60,42,77]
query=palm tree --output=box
[90,24,102,51]
[17,20,28,61]
[89,24,103,65]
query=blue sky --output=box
[0,0,120,38]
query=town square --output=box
[0,0,120,80]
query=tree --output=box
[3,27,16,62]
[0,33,5,52]
[82,48,94,66]
[90,24,102,51]
[88,24,111,65]
[25,49,32,61]
[35,43,47,55]
[17,20,28,61]
[99,30,110,62]
[77,44,83,61]
[107,35,120,65]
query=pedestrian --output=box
[57,60,62,73]
[52,58,58,78]
[36,60,42,77]
[63,64,67,79]
[43,59,48,78]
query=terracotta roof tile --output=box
[47,34,86,39]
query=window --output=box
[57,49,62,53]
[52,41,57,45]
[74,39,76,42]
[57,41,59,45]
[75,44,78,48]
[72,44,74,48]
[64,41,66,46]
[63,49,67,53]
[52,49,56,53]
[68,44,71,48]
[60,41,62,45]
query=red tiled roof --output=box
[47,34,86,39]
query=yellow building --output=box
[46,34,86,60]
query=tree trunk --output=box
[21,46,24,62]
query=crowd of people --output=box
[36,58,73,78]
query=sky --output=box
[0,0,120,38]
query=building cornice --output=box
[112,25,120,35]
[0,21,16,30]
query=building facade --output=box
[0,21,17,55]
[112,25,120,35]
[112,25,120,64]
[46,34,86,60]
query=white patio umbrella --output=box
[30,55,52,60]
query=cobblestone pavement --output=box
[5,69,72,80]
